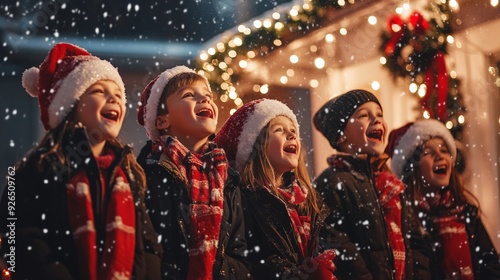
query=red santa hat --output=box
[21,42,125,130]
[386,119,456,179]
[214,98,300,172]
[137,65,210,140]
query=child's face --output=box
[338,101,386,156]
[160,80,218,141]
[75,80,125,144]
[266,116,301,176]
[419,137,452,190]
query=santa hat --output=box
[21,42,125,130]
[313,89,381,149]
[214,99,299,172]
[137,65,210,140]
[387,119,456,179]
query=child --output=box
[0,43,161,279]
[386,119,500,279]
[214,98,337,279]
[313,89,430,279]
[136,66,250,279]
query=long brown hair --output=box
[240,121,321,215]
[403,138,479,211]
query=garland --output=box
[196,0,358,99]
[379,0,466,139]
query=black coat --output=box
[137,141,251,280]
[421,203,500,280]
[313,154,430,280]
[241,185,332,279]
[0,128,162,280]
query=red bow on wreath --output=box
[384,12,429,56]
[384,12,448,120]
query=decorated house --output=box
[196,0,500,250]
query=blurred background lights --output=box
[314,57,325,69]
[280,76,288,84]
[239,60,248,68]
[368,16,377,25]
[447,35,455,44]
[325,33,335,43]
[418,84,427,98]
[228,90,238,100]
[260,84,269,94]
[409,83,418,93]
[371,81,380,91]
[290,55,299,63]
[310,79,319,88]
[340,28,347,35]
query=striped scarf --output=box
[160,136,227,280]
[66,149,136,280]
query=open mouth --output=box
[283,145,297,154]
[101,110,119,121]
[433,165,448,175]
[196,108,214,118]
[367,129,383,142]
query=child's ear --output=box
[155,115,170,130]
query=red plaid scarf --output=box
[66,149,136,280]
[160,136,227,280]
[276,177,337,280]
[374,170,406,280]
[419,189,474,279]
[277,178,310,256]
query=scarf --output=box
[277,178,310,257]
[329,153,406,279]
[66,149,136,280]
[419,188,474,280]
[372,155,406,280]
[159,136,227,280]
[374,170,406,280]
[276,177,337,279]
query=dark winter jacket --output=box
[137,141,251,280]
[421,203,500,280]
[0,128,162,280]
[241,184,332,279]
[313,154,430,280]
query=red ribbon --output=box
[384,12,429,56]
[423,51,449,120]
[408,12,429,35]
[384,15,405,56]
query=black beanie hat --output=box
[313,89,381,149]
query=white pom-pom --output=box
[22,67,39,97]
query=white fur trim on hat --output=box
[22,67,40,97]
[391,119,456,179]
[47,57,126,129]
[144,65,196,140]
[235,99,300,171]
